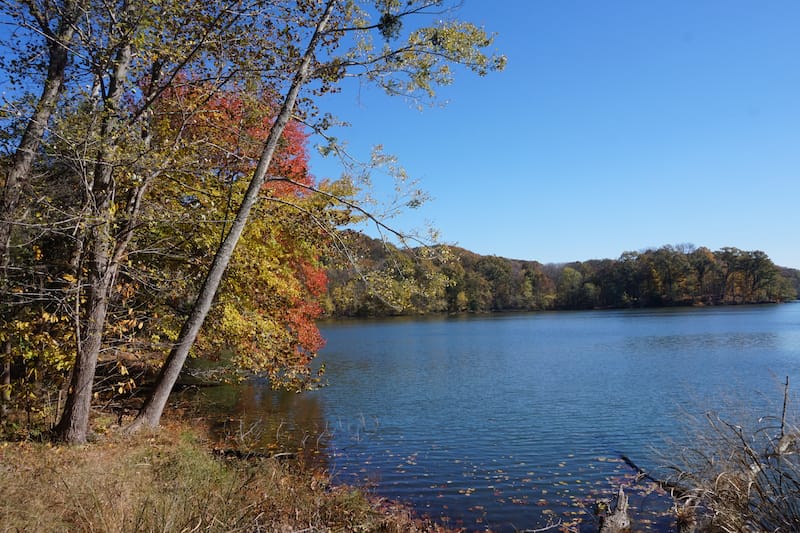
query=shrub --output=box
[668,379,800,532]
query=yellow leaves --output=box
[113,318,141,336]
[40,311,59,324]
[116,378,136,395]
[1,310,76,376]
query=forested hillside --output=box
[323,232,799,316]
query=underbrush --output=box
[668,379,800,532]
[0,422,448,532]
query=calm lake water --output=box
[201,303,800,532]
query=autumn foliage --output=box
[154,82,313,192]
[0,77,332,428]
[137,80,329,387]
[2,0,506,437]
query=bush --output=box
[668,379,800,532]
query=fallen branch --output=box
[212,448,296,461]
[519,519,562,532]
[620,453,687,497]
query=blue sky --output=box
[309,1,800,268]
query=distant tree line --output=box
[323,233,799,316]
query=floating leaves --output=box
[325,447,675,532]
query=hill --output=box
[322,232,799,317]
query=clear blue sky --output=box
[309,1,800,268]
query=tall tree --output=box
[1,0,502,440]
[127,0,504,431]
[48,0,281,443]
[125,1,338,433]
[0,0,85,418]
[132,81,331,389]
[689,246,719,304]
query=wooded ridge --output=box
[323,231,799,316]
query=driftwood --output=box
[212,448,296,461]
[619,454,706,532]
[620,454,687,496]
[598,485,631,533]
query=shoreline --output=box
[0,413,458,533]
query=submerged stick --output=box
[620,454,687,497]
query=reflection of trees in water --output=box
[203,381,330,467]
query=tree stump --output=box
[599,486,631,533]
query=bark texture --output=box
[54,27,134,443]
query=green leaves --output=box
[358,18,505,98]
[312,1,505,103]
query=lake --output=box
[201,303,800,532]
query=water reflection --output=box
[198,381,331,464]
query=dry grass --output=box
[0,421,450,533]
[667,381,800,532]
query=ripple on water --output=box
[211,306,800,532]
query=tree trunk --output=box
[0,16,75,256]
[599,486,631,533]
[1,340,10,419]
[126,0,336,433]
[0,3,79,428]
[52,0,248,442]
[0,15,77,422]
[52,280,110,442]
[54,28,134,444]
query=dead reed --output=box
[668,378,800,532]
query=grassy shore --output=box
[0,418,452,533]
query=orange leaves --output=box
[287,301,325,355]
[154,80,312,197]
[142,75,332,390]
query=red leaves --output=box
[155,80,313,196]
[154,77,328,383]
